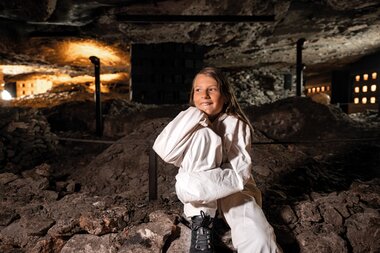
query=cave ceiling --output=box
[0,0,380,84]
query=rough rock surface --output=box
[0,107,58,171]
[1,0,380,82]
[1,92,379,252]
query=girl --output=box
[153,67,281,253]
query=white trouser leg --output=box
[220,185,282,253]
[175,127,223,218]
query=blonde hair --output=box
[189,67,253,131]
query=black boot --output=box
[190,211,214,253]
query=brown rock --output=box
[345,210,380,253]
[60,234,118,253]
[0,172,19,185]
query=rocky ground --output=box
[0,87,379,252]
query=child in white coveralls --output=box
[153,67,282,253]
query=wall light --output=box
[312,87,315,93]
[321,86,325,92]
[355,75,360,82]
[362,97,367,104]
[354,87,360,93]
[354,97,359,104]
[362,85,368,92]
[370,97,376,104]
[371,84,377,92]
[1,90,12,100]
[372,72,377,80]
[363,74,369,81]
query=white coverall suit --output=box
[153,107,281,253]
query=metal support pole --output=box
[149,147,158,201]
[296,38,306,96]
[89,56,103,137]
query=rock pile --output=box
[272,179,380,252]
[0,166,180,253]
[10,84,89,109]
[0,107,58,171]
[0,95,379,252]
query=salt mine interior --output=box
[0,0,379,252]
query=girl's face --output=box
[192,74,225,120]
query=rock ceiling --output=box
[0,0,380,84]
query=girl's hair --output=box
[189,66,253,131]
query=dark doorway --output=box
[131,43,205,104]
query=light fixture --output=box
[362,86,368,92]
[321,86,325,92]
[354,97,359,104]
[355,75,360,82]
[362,97,367,104]
[308,88,311,93]
[1,90,12,100]
[363,74,369,81]
[316,87,320,92]
[372,72,377,80]
[370,97,376,104]
[354,87,360,93]
[312,87,315,93]
[371,84,377,92]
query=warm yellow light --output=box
[362,86,368,92]
[363,74,369,81]
[15,78,53,97]
[354,87,360,93]
[100,73,129,82]
[362,97,367,104]
[50,72,128,85]
[57,40,128,66]
[312,87,316,93]
[308,88,311,93]
[355,75,360,82]
[51,74,72,84]
[370,97,376,104]
[316,87,320,92]
[88,83,110,93]
[326,86,330,91]
[354,97,359,104]
[372,72,377,80]
[321,86,325,92]
[0,65,57,75]
[371,84,377,92]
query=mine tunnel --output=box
[0,1,379,253]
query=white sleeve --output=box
[153,106,209,167]
[225,120,253,186]
[175,119,253,204]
